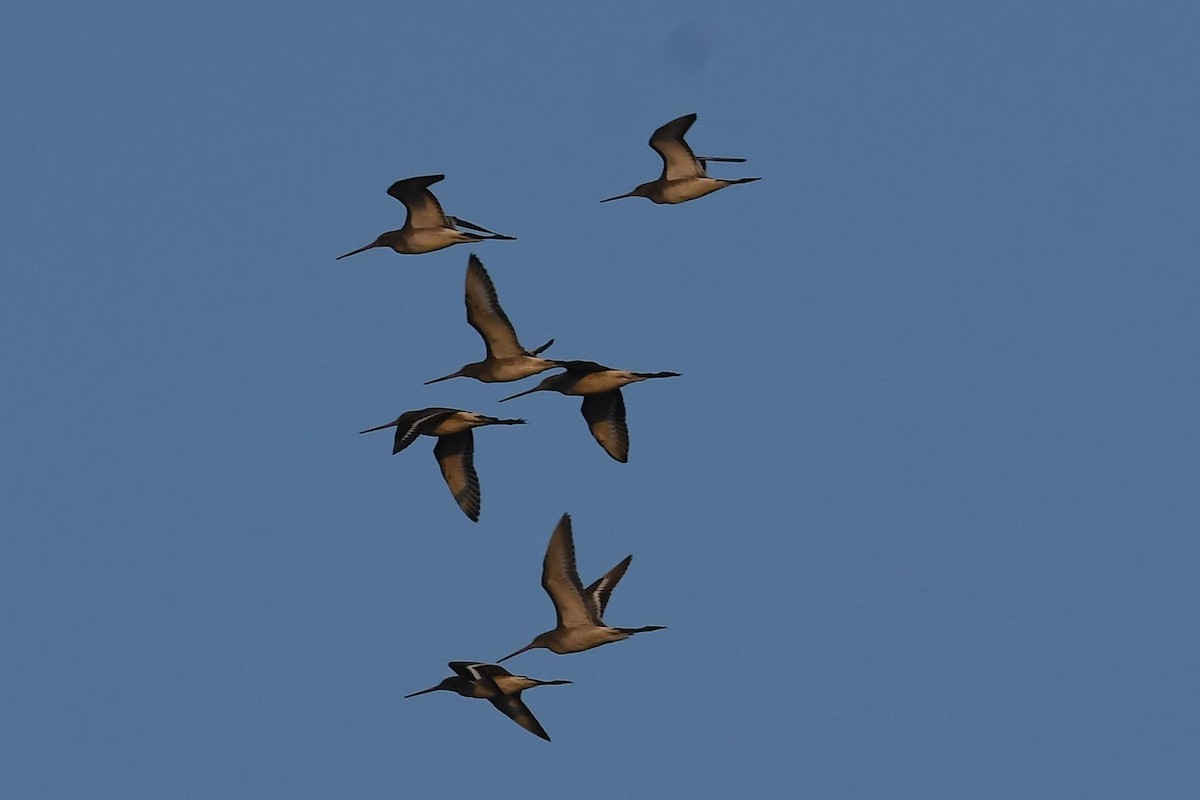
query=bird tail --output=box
[617,625,667,635]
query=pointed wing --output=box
[649,113,703,181]
[448,661,503,698]
[542,514,597,627]
[486,692,551,741]
[470,663,516,683]
[448,661,475,678]
[450,661,507,685]
[387,174,450,230]
[580,390,629,463]
[392,408,454,454]
[464,255,525,359]
[583,555,632,623]
[433,431,481,521]
[449,217,507,237]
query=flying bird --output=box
[359,408,524,522]
[404,661,570,742]
[424,255,560,384]
[601,113,760,205]
[499,514,664,662]
[499,361,679,463]
[337,174,515,259]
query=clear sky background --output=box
[3,3,1199,798]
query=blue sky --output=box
[3,2,1199,798]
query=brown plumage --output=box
[499,361,679,462]
[499,514,665,662]
[337,174,515,259]
[601,113,760,204]
[404,661,570,742]
[359,408,524,522]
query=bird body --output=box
[404,661,570,741]
[601,113,760,205]
[499,361,679,462]
[425,255,560,385]
[499,514,664,662]
[337,174,514,259]
[359,408,524,521]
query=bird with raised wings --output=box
[337,174,515,259]
[424,255,560,384]
[499,514,664,662]
[601,113,760,205]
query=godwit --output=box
[498,361,679,463]
[498,514,664,662]
[404,661,570,742]
[359,408,524,522]
[336,174,515,259]
[600,113,760,205]
[424,255,560,384]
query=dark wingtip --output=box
[458,489,481,522]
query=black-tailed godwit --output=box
[359,408,523,521]
[499,361,678,463]
[404,661,569,741]
[337,174,514,259]
[601,113,760,205]
[499,514,664,662]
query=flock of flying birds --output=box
[339,113,759,741]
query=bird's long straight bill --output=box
[496,643,535,663]
[599,192,636,203]
[335,243,377,260]
[423,371,461,385]
[498,386,542,402]
[403,685,440,698]
[359,420,398,434]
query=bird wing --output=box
[580,390,629,463]
[433,431,481,522]
[470,663,516,683]
[583,555,632,623]
[486,692,551,741]
[448,661,504,698]
[464,255,524,359]
[392,408,454,454]
[387,174,450,230]
[649,113,703,181]
[560,360,610,375]
[542,514,596,628]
